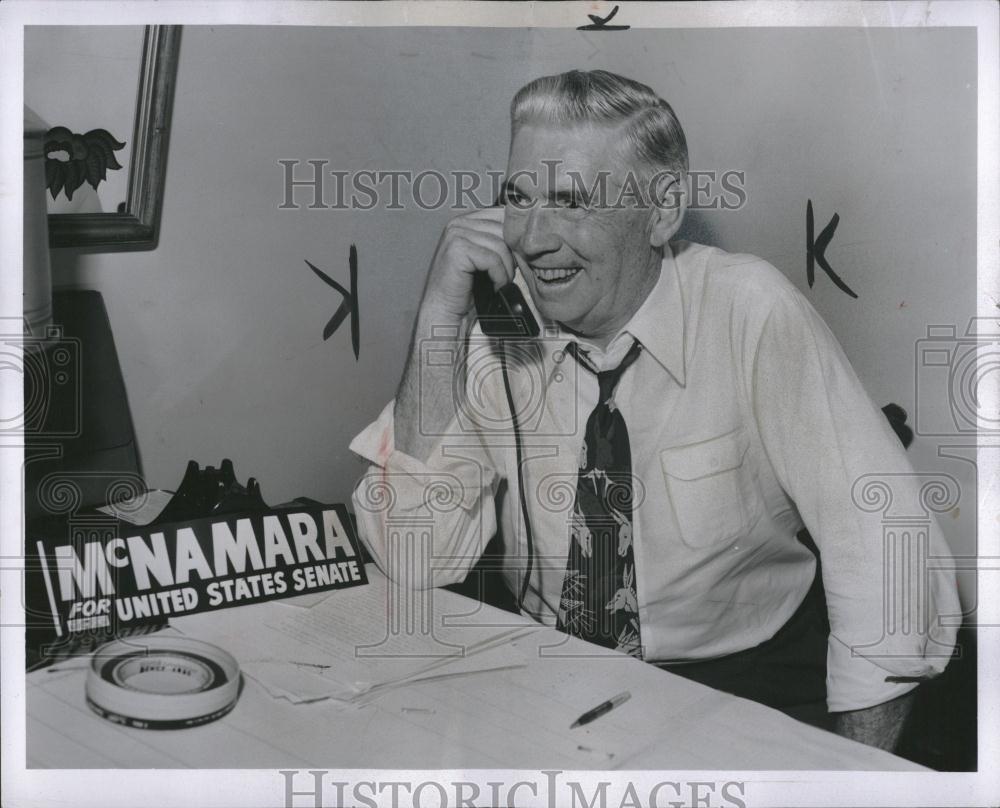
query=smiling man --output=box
[350,70,959,753]
[502,122,667,346]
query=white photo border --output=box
[1,2,997,806]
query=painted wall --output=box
[42,26,978,600]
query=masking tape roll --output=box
[85,636,241,729]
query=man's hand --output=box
[832,692,914,752]
[420,206,515,320]
[395,208,516,461]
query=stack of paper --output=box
[174,573,538,705]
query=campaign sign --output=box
[29,504,368,639]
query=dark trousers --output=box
[656,574,833,729]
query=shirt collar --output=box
[540,248,686,387]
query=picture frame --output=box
[47,25,181,250]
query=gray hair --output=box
[510,69,689,180]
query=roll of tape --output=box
[85,636,241,730]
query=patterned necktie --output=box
[556,339,643,657]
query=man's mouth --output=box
[531,265,582,285]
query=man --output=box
[350,70,959,751]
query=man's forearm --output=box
[394,306,467,462]
[832,692,914,752]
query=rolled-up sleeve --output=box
[349,398,499,590]
[747,285,961,711]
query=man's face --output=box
[502,122,661,345]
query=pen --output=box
[571,691,631,728]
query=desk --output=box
[27,569,922,771]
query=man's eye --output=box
[556,195,587,212]
[504,190,532,209]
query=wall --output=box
[44,26,978,599]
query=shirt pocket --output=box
[659,428,761,549]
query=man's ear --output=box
[648,171,686,248]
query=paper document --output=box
[97,489,173,525]
[261,575,537,699]
[173,574,537,705]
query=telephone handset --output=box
[472,270,540,338]
[473,193,541,339]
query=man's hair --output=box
[510,69,689,180]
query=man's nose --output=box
[513,206,562,256]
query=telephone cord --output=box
[497,339,534,612]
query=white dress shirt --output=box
[350,240,959,711]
